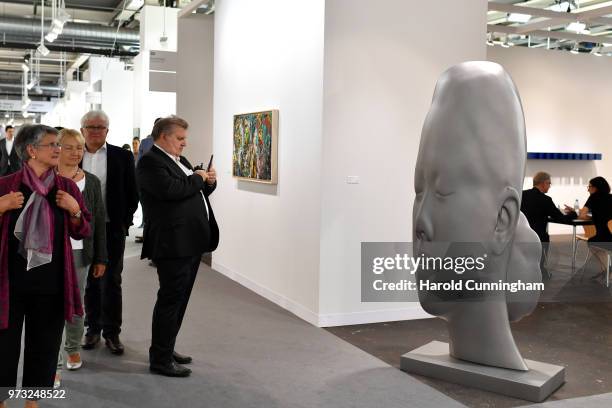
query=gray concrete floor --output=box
[9,232,612,407]
[13,230,465,408]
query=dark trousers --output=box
[540,241,550,280]
[85,223,126,337]
[0,291,64,400]
[149,255,201,365]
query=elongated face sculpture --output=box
[412,62,541,371]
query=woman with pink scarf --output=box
[0,125,90,408]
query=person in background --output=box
[81,110,138,356]
[0,125,20,176]
[132,136,141,164]
[135,118,162,240]
[521,171,577,279]
[0,125,90,408]
[122,143,131,151]
[578,176,612,281]
[138,118,161,160]
[54,129,107,386]
[137,116,218,377]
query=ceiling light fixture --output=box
[27,77,37,90]
[508,13,531,23]
[550,0,579,12]
[126,0,144,10]
[45,1,70,43]
[37,43,50,56]
[21,98,31,111]
[567,21,586,33]
[37,0,48,55]
[160,0,169,44]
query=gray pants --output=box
[57,250,89,370]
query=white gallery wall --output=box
[101,69,134,147]
[177,14,214,160]
[180,0,488,326]
[488,46,612,234]
[133,5,178,138]
[318,0,488,325]
[210,0,325,323]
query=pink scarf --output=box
[13,164,56,270]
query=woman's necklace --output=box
[72,167,80,180]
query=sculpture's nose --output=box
[413,192,434,247]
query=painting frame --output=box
[232,109,279,184]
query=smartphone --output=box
[206,154,214,171]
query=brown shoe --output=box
[82,333,100,350]
[105,335,125,355]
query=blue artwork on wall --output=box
[527,152,602,160]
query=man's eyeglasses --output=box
[36,143,62,149]
[84,126,108,131]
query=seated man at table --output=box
[521,171,577,278]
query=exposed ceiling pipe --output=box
[0,16,139,55]
[0,82,62,92]
[0,41,137,57]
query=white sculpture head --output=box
[412,61,541,370]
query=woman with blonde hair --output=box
[54,129,107,386]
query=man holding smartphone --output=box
[136,116,218,377]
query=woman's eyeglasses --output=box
[35,143,62,149]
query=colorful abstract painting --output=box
[233,110,278,184]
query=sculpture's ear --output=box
[491,187,520,255]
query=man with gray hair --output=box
[521,171,577,278]
[80,110,138,356]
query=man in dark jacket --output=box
[137,116,218,377]
[521,171,577,278]
[0,126,20,176]
[80,110,139,356]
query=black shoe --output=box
[104,335,125,355]
[82,333,100,350]
[150,362,191,377]
[172,351,192,365]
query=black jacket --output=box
[137,145,219,260]
[521,187,576,242]
[82,171,108,266]
[82,143,139,235]
[0,138,21,176]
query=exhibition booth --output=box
[171,0,612,406]
[3,0,612,406]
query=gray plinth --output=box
[400,341,565,402]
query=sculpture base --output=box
[400,341,565,402]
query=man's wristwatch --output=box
[70,209,82,219]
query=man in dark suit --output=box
[80,110,139,355]
[521,171,577,278]
[137,116,218,377]
[0,125,20,176]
